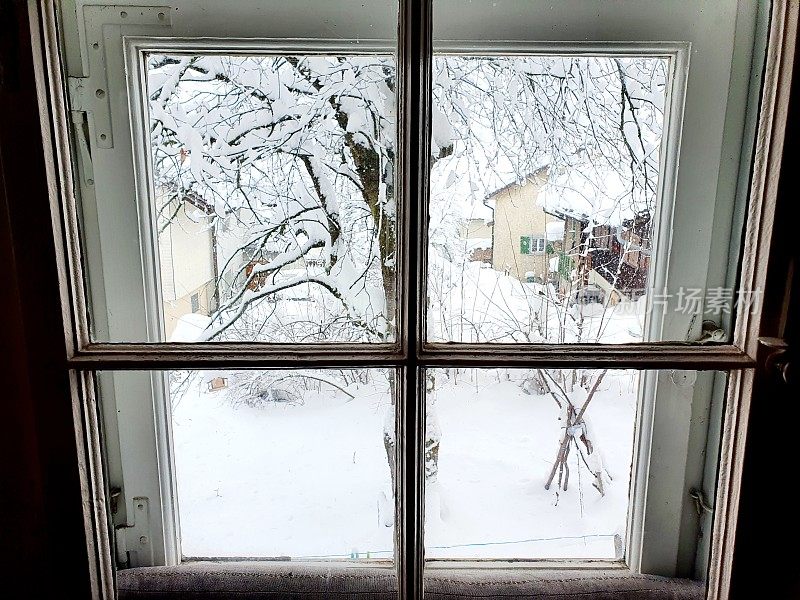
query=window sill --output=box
[117,562,704,599]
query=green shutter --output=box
[558,252,573,278]
[520,235,530,254]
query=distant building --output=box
[459,217,493,264]
[487,170,563,283]
[485,170,651,302]
[157,192,218,338]
[543,208,651,302]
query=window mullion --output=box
[397,0,433,599]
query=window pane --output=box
[65,0,400,343]
[146,54,397,343]
[169,368,396,559]
[426,54,672,344]
[423,367,727,568]
[424,367,637,560]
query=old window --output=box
[37,0,790,598]
[519,235,546,255]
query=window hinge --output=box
[66,70,112,148]
[114,496,154,568]
[69,108,95,188]
[67,76,90,112]
[69,4,173,150]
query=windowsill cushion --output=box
[117,562,704,599]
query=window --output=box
[37,0,791,598]
[519,235,546,255]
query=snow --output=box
[426,374,629,560]
[427,255,647,344]
[465,237,492,251]
[538,169,640,227]
[173,375,394,558]
[546,220,565,241]
[431,104,455,157]
[172,369,637,559]
[170,313,212,342]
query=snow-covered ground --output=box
[172,368,637,560]
[427,257,647,344]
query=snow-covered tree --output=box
[150,53,665,500]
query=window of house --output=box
[38,0,789,598]
[519,235,546,255]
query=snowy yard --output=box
[172,369,638,560]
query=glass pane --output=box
[169,368,396,559]
[147,53,397,343]
[71,1,399,344]
[426,54,670,343]
[424,367,637,560]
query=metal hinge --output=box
[67,76,90,112]
[68,5,173,149]
[68,107,95,188]
[114,496,154,568]
[66,72,114,149]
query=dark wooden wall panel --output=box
[0,1,92,596]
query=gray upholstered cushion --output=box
[117,562,704,599]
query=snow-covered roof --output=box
[484,166,549,200]
[465,237,492,251]
[545,221,565,241]
[537,168,649,227]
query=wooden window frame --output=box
[27,1,798,599]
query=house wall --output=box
[163,280,216,337]
[158,201,216,337]
[491,177,560,281]
[461,218,492,240]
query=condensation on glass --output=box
[426,55,670,344]
[166,368,396,559]
[145,53,397,343]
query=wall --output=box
[0,2,92,594]
[491,177,560,281]
[158,201,215,336]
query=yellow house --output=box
[488,172,563,282]
[157,194,218,338]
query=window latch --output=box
[689,488,714,516]
[758,337,794,385]
[695,319,727,343]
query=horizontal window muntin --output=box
[69,343,753,369]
